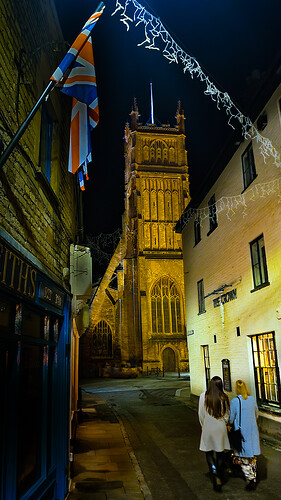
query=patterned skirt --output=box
[233,456,257,481]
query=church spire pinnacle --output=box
[176,100,185,133]
[130,97,140,131]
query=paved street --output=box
[73,376,281,499]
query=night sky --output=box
[55,0,281,238]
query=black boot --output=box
[246,479,256,491]
[205,452,222,492]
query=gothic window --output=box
[158,190,164,221]
[165,191,172,220]
[156,147,162,163]
[169,147,175,164]
[163,147,168,164]
[159,224,166,249]
[172,191,179,221]
[151,224,158,248]
[150,145,155,162]
[143,145,149,162]
[92,320,113,357]
[144,223,151,248]
[151,190,157,220]
[151,277,182,334]
[143,189,150,220]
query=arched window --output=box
[92,320,113,357]
[151,277,182,334]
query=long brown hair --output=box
[205,376,229,418]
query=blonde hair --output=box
[235,379,250,400]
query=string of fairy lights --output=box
[180,176,281,228]
[112,0,281,168]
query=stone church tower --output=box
[81,100,190,376]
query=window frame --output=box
[207,194,217,235]
[197,279,206,315]
[194,217,201,246]
[202,345,210,390]
[250,332,281,408]
[241,142,257,191]
[250,234,270,291]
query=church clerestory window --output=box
[151,277,182,334]
[92,320,113,357]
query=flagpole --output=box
[0,80,56,171]
[0,1,105,172]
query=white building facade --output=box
[177,82,281,440]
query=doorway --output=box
[163,347,176,372]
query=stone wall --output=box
[0,0,78,282]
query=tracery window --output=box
[92,320,112,357]
[151,277,182,334]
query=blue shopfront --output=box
[0,235,71,500]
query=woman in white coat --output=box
[198,376,230,492]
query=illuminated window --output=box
[250,234,269,290]
[251,332,280,406]
[151,277,182,334]
[207,194,217,234]
[242,142,256,190]
[92,320,112,357]
[197,279,206,314]
[202,345,210,389]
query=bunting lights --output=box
[179,177,281,228]
[112,0,281,168]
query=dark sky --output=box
[55,0,281,238]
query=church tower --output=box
[81,98,190,377]
[123,99,190,373]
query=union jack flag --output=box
[51,3,104,188]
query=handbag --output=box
[228,396,245,453]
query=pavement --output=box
[67,374,188,499]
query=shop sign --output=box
[39,281,64,310]
[213,288,237,308]
[0,240,37,299]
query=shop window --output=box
[92,321,113,357]
[18,344,42,496]
[207,194,217,235]
[250,234,269,290]
[0,298,12,333]
[202,345,210,389]
[23,306,41,338]
[151,277,182,334]
[251,332,280,407]
[194,217,201,246]
[242,142,257,190]
[197,279,206,314]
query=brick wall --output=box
[0,0,78,282]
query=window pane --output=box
[0,299,12,333]
[18,345,42,495]
[23,307,41,338]
[171,299,177,332]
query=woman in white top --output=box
[198,376,230,492]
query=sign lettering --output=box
[213,288,237,308]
